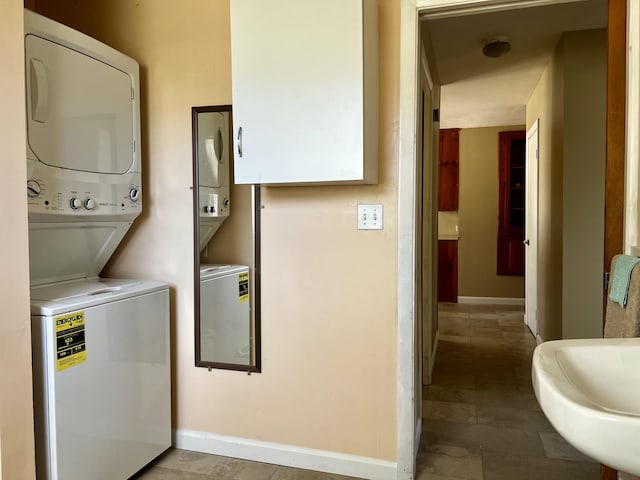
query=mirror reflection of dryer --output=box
[24,10,170,480]
[197,109,231,253]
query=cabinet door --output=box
[230,0,378,185]
[497,234,525,276]
[438,129,459,211]
[438,240,458,302]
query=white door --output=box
[525,120,539,338]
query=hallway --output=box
[416,303,599,479]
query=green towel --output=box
[609,255,640,306]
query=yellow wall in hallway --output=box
[526,30,607,341]
[561,29,606,339]
[526,39,564,341]
[33,0,400,461]
[458,126,526,300]
[0,2,36,479]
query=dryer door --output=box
[25,34,134,175]
[198,111,230,188]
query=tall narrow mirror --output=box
[192,105,260,372]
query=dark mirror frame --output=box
[192,105,261,373]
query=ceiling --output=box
[421,0,607,129]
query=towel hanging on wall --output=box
[609,255,640,307]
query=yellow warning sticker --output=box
[238,272,249,303]
[55,311,86,372]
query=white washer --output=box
[30,278,170,480]
[200,265,251,365]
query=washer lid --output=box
[30,278,168,316]
[25,34,135,175]
[200,264,248,280]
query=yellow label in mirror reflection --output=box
[238,272,249,303]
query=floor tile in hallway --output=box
[416,303,599,480]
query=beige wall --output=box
[0,2,36,479]
[526,30,607,342]
[34,0,399,461]
[561,29,606,339]
[458,126,526,299]
[526,40,564,342]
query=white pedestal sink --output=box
[532,338,640,475]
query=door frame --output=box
[396,0,635,478]
[625,0,639,253]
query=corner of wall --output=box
[525,47,564,342]
[0,3,36,479]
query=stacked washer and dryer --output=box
[24,10,171,480]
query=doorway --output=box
[397,0,614,478]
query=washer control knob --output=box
[203,206,209,214]
[27,180,41,198]
[223,198,230,208]
[129,188,140,202]
[84,198,95,210]
[70,197,82,210]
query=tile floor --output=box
[417,303,599,480]
[132,448,354,479]
[133,303,600,480]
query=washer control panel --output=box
[26,173,142,218]
[199,186,229,220]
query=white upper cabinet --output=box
[230,0,378,185]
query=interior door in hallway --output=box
[525,120,539,338]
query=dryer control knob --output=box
[84,198,95,210]
[223,198,230,208]
[69,197,82,210]
[27,180,41,198]
[129,188,140,202]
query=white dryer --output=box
[197,108,231,253]
[24,10,170,480]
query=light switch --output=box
[358,204,383,230]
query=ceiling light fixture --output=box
[482,37,511,58]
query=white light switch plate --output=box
[358,204,383,230]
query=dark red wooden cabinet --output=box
[438,240,458,302]
[497,131,526,276]
[439,129,460,211]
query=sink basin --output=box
[532,338,640,475]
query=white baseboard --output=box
[174,429,397,480]
[457,296,525,306]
